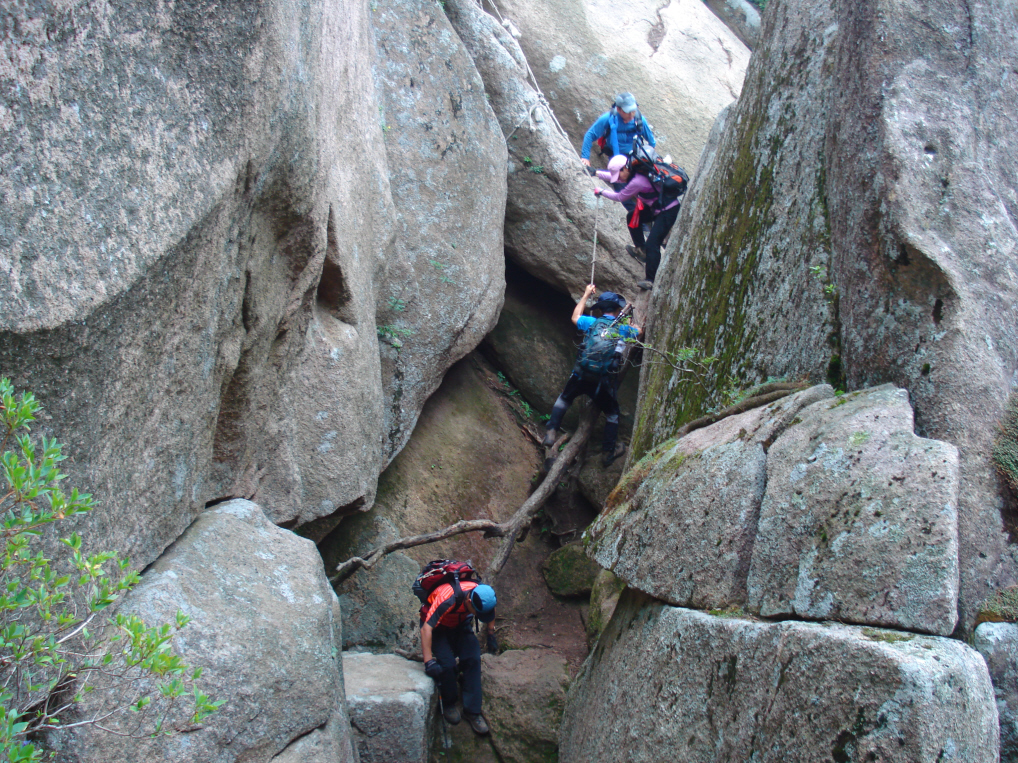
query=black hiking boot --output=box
[602,442,626,468]
[542,428,557,447]
[636,280,653,291]
[626,245,646,263]
[443,704,461,725]
[464,712,489,735]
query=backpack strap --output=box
[607,110,623,157]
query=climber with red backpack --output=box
[592,136,688,290]
[415,560,498,735]
[542,284,642,467]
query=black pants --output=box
[547,371,620,452]
[627,203,679,282]
[431,623,482,715]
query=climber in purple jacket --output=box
[594,154,680,291]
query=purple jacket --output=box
[595,170,680,212]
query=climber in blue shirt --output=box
[542,284,642,468]
[580,92,656,167]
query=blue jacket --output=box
[581,109,656,159]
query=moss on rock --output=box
[586,570,627,644]
[993,391,1018,491]
[542,541,601,597]
[975,586,1018,627]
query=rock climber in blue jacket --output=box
[580,92,656,168]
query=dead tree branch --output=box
[675,384,808,439]
[329,404,597,587]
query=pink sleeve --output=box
[601,175,651,203]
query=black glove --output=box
[584,165,597,177]
[486,633,499,654]
[424,659,442,679]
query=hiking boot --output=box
[602,442,626,468]
[542,428,557,447]
[626,245,646,263]
[443,704,461,725]
[636,280,653,291]
[464,712,489,735]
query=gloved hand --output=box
[424,659,442,679]
[486,633,499,654]
[584,165,598,177]
[593,188,602,197]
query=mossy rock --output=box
[542,542,601,597]
[975,586,1018,627]
[993,391,1018,490]
[586,569,626,643]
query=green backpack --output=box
[576,317,621,376]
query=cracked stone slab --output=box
[747,384,960,635]
[344,652,437,763]
[974,621,1018,762]
[585,385,832,609]
[561,590,998,763]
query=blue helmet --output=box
[470,584,497,623]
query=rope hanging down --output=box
[479,0,604,284]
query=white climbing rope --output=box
[476,0,605,284]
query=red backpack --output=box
[412,559,479,626]
[412,559,478,603]
[628,135,689,208]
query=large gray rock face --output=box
[49,500,355,763]
[748,385,960,635]
[703,0,762,48]
[443,0,644,301]
[482,650,570,763]
[1,0,505,564]
[371,0,508,459]
[495,0,750,173]
[344,652,437,763]
[587,386,830,610]
[632,0,1018,630]
[974,622,1018,762]
[321,355,540,651]
[561,590,999,763]
[2,0,390,560]
[591,385,960,634]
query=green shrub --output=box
[0,378,220,760]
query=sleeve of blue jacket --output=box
[641,117,656,148]
[581,112,611,159]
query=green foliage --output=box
[387,296,406,313]
[377,324,414,349]
[495,373,537,420]
[993,391,1018,492]
[0,378,220,760]
[976,586,1018,626]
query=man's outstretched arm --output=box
[572,283,597,326]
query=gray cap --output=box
[614,92,638,113]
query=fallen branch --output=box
[330,519,504,586]
[487,404,596,581]
[329,403,597,587]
